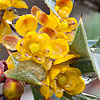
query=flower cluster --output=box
[0,0,85,99]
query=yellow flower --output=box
[34,5,77,33]
[15,14,37,36]
[0,0,28,10]
[50,39,69,59]
[40,65,85,99]
[16,31,52,64]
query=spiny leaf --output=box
[69,18,91,58]
[69,18,100,79]
[90,53,100,79]
[4,59,46,85]
[44,0,62,20]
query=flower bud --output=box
[3,79,24,100]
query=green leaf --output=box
[90,53,100,79]
[69,18,100,79]
[30,85,44,100]
[44,0,62,20]
[71,58,94,75]
[69,18,91,58]
[4,59,46,85]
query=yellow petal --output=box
[67,17,78,32]
[16,39,32,60]
[32,55,45,65]
[31,6,41,16]
[11,0,28,9]
[0,20,11,43]
[40,77,53,99]
[15,52,31,61]
[38,27,57,39]
[50,80,57,91]
[56,31,74,42]
[47,12,60,29]
[65,77,85,95]
[62,76,76,91]
[66,67,82,77]
[36,11,48,25]
[53,54,79,65]
[50,80,63,98]
[48,66,61,80]
[55,87,64,98]
[57,20,68,32]
[58,7,71,18]
[15,14,37,36]
[2,34,21,50]
[56,0,73,10]
[50,39,69,59]
[0,1,9,10]
[7,55,15,69]
[43,58,53,71]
